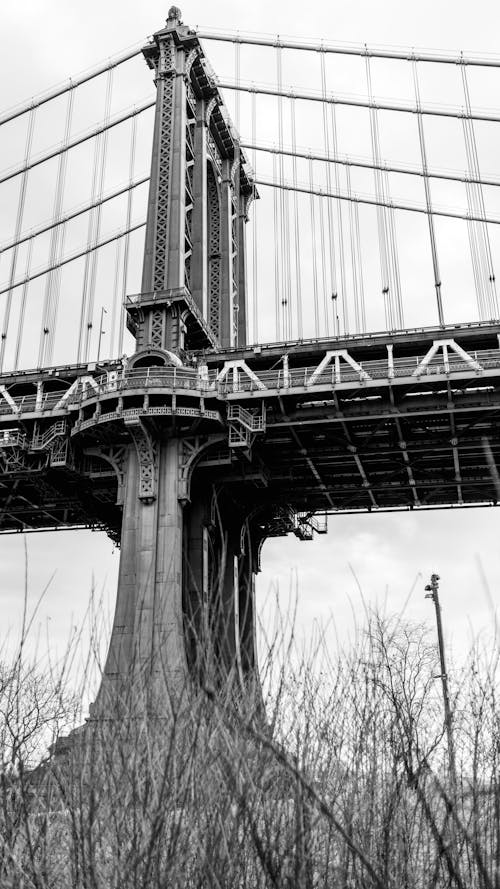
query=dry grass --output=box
[1,599,499,888]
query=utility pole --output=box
[424,573,457,791]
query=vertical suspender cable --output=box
[234,40,241,134]
[365,54,394,330]
[118,114,137,355]
[462,113,487,316]
[38,88,75,367]
[0,108,35,372]
[354,193,366,332]
[276,43,283,338]
[309,156,320,336]
[346,164,360,332]
[251,91,258,342]
[412,60,444,325]
[13,237,34,370]
[77,68,113,363]
[329,102,348,333]
[318,186,329,334]
[290,98,303,339]
[386,186,404,328]
[320,50,335,336]
[109,238,122,359]
[276,42,291,339]
[84,69,114,362]
[272,153,281,339]
[461,60,498,320]
[77,128,104,359]
[466,212,485,318]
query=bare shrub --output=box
[0,600,499,888]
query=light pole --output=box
[331,292,340,337]
[425,573,457,790]
[97,307,107,362]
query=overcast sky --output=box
[1,0,499,702]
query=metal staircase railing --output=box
[0,429,27,449]
[227,404,265,432]
[31,420,67,450]
[30,420,68,466]
[227,403,266,449]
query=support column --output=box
[166,51,187,290]
[183,496,209,682]
[191,103,208,316]
[220,158,234,348]
[218,528,243,684]
[238,201,248,347]
[91,436,188,718]
[238,524,258,677]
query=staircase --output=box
[31,421,68,466]
[227,403,266,450]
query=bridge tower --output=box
[90,7,258,717]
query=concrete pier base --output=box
[90,433,261,720]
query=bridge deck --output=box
[0,322,499,537]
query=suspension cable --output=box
[240,142,500,192]
[320,52,335,337]
[109,239,122,359]
[0,175,149,256]
[467,215,485,319]
[234,40,241,133]
[0,44,142,128]
[218,78,500,124]
[251,91,258,343]
[318,184,329,336]
[0,108,36,372]
[460,61,498,320]
[0,99,154,188]
[386,180,404,328]
[346,164,360,333]
[272,152,281,339]
[276,44,284,338]
[353,175,366,332]
[290,97,303,339]
[329,102,348,333]
[38,89,75,367]
[82,69,114,363]
[13,237,34,371]
[366,56,393,329]
[254,178,500,225]
[0,223,146,299]
[308,157,320,336]
[413,60,443,325]
[197,29,500,69]
[118,116,138,354]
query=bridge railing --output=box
[1,348,500,418]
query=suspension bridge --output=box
[1,7,500,713]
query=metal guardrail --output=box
[31,420,66,449]
[0,429,26,448]
[1,348,500,418]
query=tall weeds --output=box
[1,603,499,888]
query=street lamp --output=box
[97,307,107,362]
[331,292,340,337]
[425,573,457,791]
